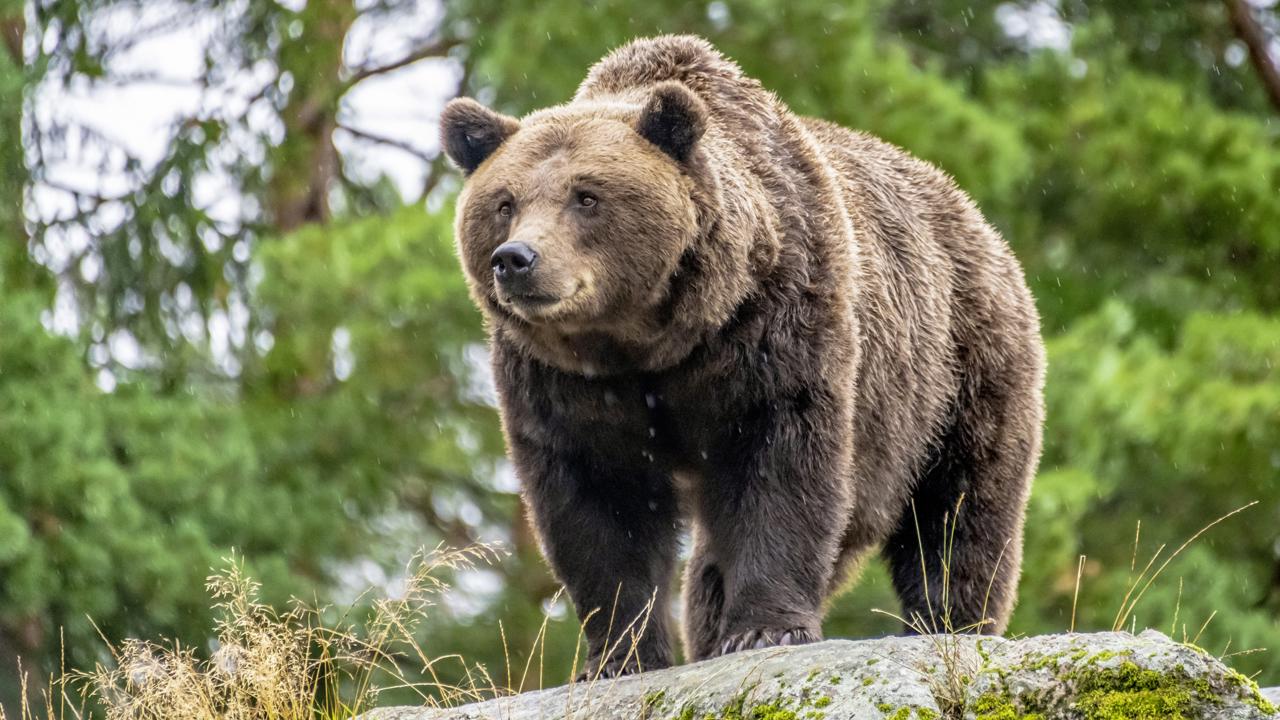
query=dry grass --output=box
[870,496,988,719]
[0,541,667,720]
[2,544,514,720]
[1109,501,1257,633]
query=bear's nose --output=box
[491,242,539,281]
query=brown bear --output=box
[440,35,1044,678]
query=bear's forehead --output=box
[480,111,671,187]
[521,98,645,127]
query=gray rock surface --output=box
[363,630,1277,719]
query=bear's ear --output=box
[635,81,707,163]
[440,98,520,175]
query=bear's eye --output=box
[498,202,513,218]
[576,192,598,208]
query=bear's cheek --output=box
[458,214,510,290]
[576,223,677,311]
[610,204,692,281]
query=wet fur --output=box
[443,35,1045,677]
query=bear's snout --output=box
[491,241,539,288]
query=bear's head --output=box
[442,81,759,375]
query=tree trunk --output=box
[1224,0,1280,112]
[1,6,35,292]
[267,2,357,233]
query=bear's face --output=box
[456,117,697,326]
[442,84,713,371]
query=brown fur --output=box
[441,35,1045,677]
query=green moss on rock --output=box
[971,692,1045,720]
[1225,666,1280,715]
[1072,661,1194,719]
[971,653,1260,720]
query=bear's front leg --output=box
[692,384,854,658]
[508,431,680,680]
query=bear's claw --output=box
[576,650,669,681]
[576,657,638,682]
[717,627,819,656]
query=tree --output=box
[1015,304,1280,675]
[2,1,499,704]
[26,0,471,368]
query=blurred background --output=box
[0,0,1278,710]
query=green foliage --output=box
[0,292,274,680]
[0,206,505,697]
[1008,304,1280,677]
[985,37,1280,333]
[248,204,504,530]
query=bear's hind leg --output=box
[882,358,1042,635]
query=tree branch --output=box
[414,50,476,204]
[1224,0,1280,112]
[417,153,451,203]
[335,122,435,164]
[344,36,462,87]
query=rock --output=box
[964,630,1276,720]
[361,630,1278,719]
[1264,686,1280,707]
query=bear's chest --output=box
[540,361,763,467]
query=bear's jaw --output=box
[495,279,585,322]
[493,310,714,378]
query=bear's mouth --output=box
[507,291,561,306]
[499,281,585,321]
